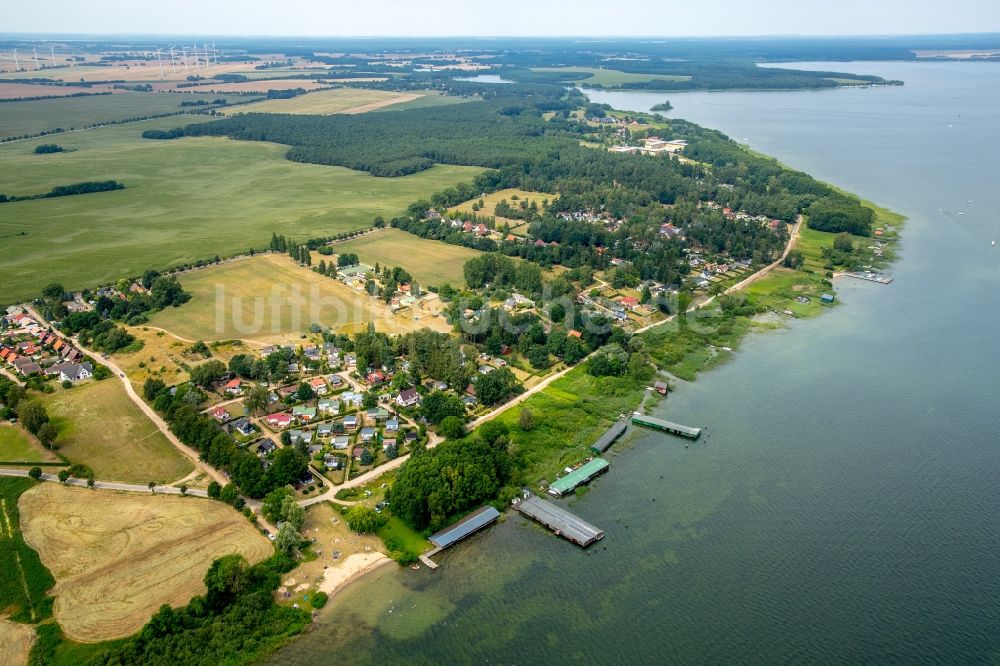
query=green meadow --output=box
[0,116,483,304]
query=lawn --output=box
[0,117,483,304]
[0,90,250,139]
[377,514,431,560]
[40,379,194,484]
[0,423,60,464]
[226,88,427,115]
[332,228,483,287]
[150,253,453,342]
[530,67,692,87]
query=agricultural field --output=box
[189,79,331,94]
[448,187,550,234]
[40,379,193,484]
[0,60,253,84]
[0,423,61,464]
[529,66,692,87]
[150,253,452,342]
[332,228,483,287]
[371,91,472,113]
[225,88,427,115]
[0,90,250,139]
[0,82,104,99]
[0,616,35,666]
[0,116,483,304]
[18,483,273,641]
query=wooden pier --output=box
[630,414,702,439]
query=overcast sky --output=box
[8,0,1000,37]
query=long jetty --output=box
[512,492,604,547]
[843,271,893,284]
[630,414,702,439]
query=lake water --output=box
[453,74,515,84]
[269,62,1000,664]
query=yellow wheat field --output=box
[18,484,272,642]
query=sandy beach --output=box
[318,551,393,597]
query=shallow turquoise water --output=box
[269,62,1000,664]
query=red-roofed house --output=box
[619,296,639,309]
[212,406,229,422]
[224,379,244,395]
[265,412,292,428]
[309,376,328,394]
[568,330,582,338]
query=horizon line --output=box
[2,31,1000,40]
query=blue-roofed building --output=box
[428,505,501,550]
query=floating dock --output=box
[548,458,610,497]
[843,271,893,284]
[513,492,604,547]
[591,420,628,454]
[630,414,702,439]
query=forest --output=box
[388,427,515,531]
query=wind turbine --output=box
[203,43,210,68]
[212,41,217,64]
[12,48,19,71]
[181,46,189,71]
[169,46,177,73]
[32,47,41,70]
[49,46,55,67]
[155,49,164,77]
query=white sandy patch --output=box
[318,551,391,597]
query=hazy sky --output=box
[8,0,1000,37]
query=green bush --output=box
[311,591,329,608]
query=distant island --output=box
[650,101,673,111]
